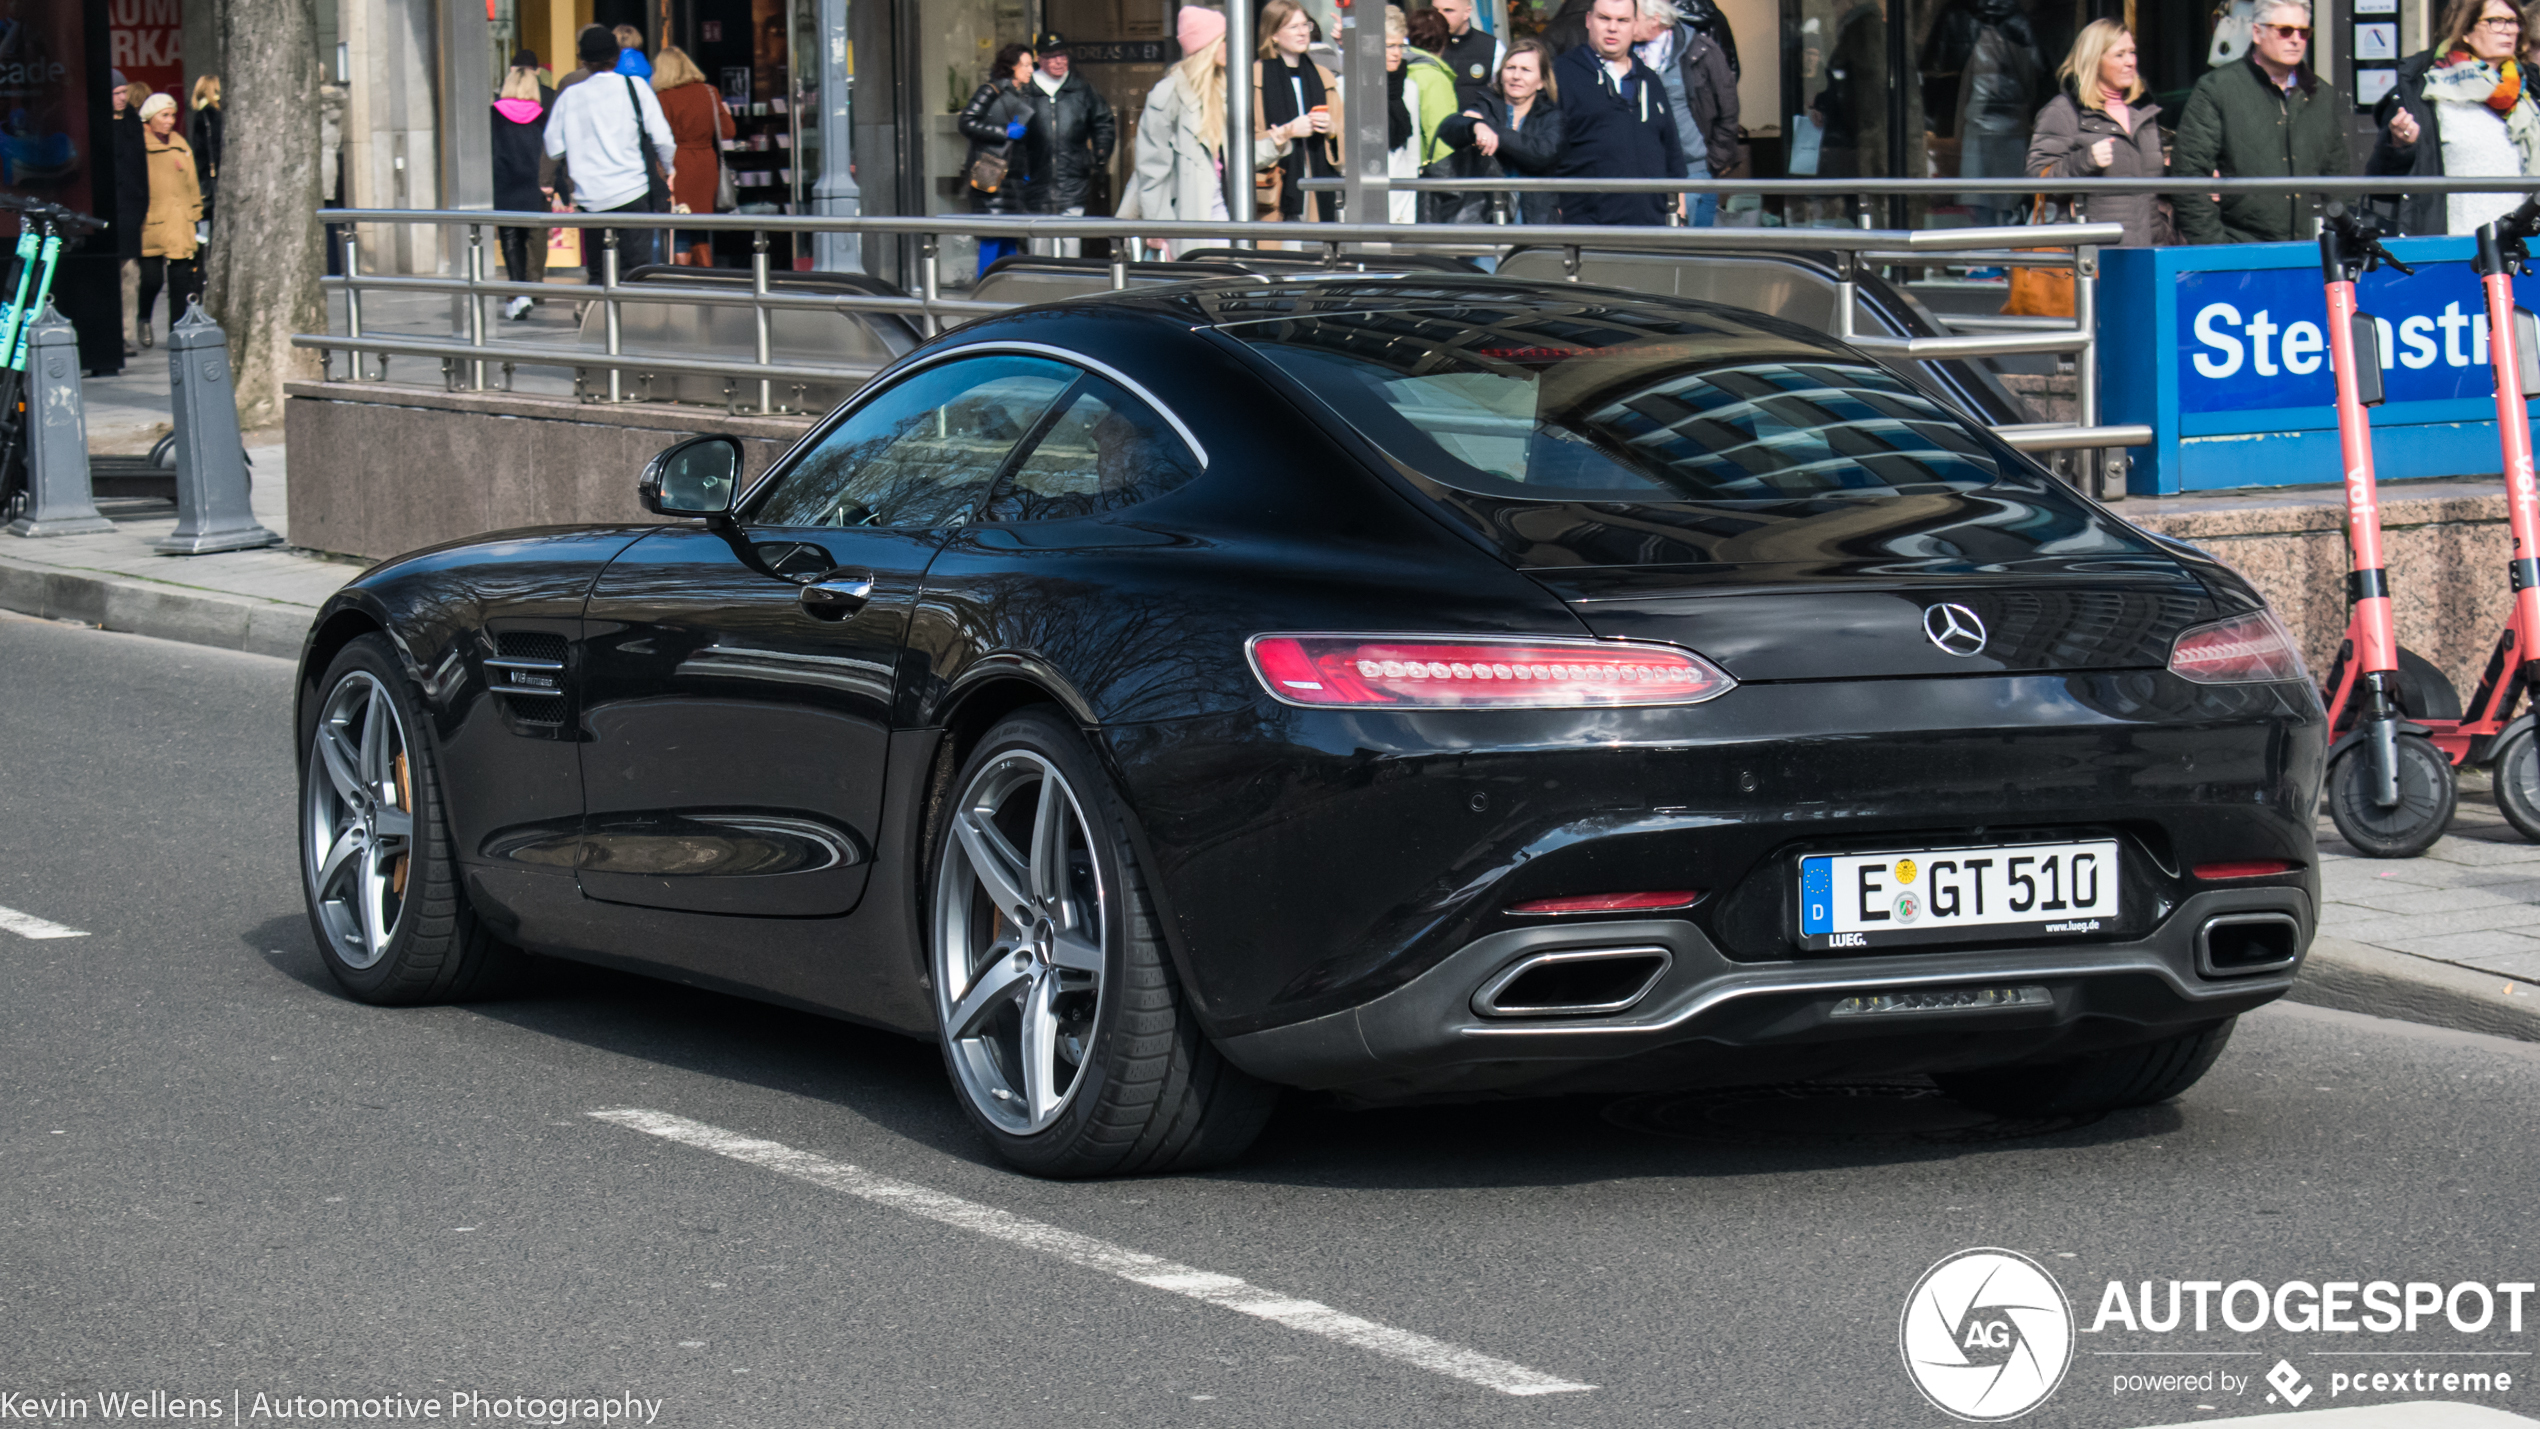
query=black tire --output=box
[2494,725,2540,844]
[299,633,522,1004]
[1934,1018,2236,1118]
[929,707,1278,1177]
[2324,733,2457,859]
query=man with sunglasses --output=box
[2171,0,2351,243]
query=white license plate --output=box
[1798,840,2120,951]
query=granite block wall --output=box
[2127,482,2516,704]
[283,384,819,562]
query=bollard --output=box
[5,303,111,537]
[154,301,279,555]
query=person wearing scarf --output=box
[2373,0,2540,233]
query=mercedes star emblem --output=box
[1923,602,1988,657]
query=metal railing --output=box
[298,204,2144,463]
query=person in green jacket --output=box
[2169,0,2353,243]
[1386,4,1461,222]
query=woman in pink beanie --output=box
[1128,5,1288,256]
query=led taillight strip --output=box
[1247,634,1736,710]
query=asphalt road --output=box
[4,613,2536,1429]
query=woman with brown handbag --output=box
[2024,20,2167,248]
[960,44,1038,277]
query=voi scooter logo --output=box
[1901,1248,2075,1421]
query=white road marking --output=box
[0,906,87,940]
[591,1108,1594,1397]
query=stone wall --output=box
[283,383,819,562]
[2126,480,2515,704]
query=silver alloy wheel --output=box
[303,671,417,970]
[933,749,1108,1135]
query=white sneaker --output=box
[503,296,533,320]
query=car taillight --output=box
[1507,890,1704,915]
[2193,860,2300,880]
[2167,610,2307,685]
[1246,635,1735,709]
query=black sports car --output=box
[296,276,2325,1176]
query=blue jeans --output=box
[977,237,1020,277]
[1689,191,1718,227]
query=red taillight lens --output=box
[2193,860,2300,880]
[1507,890,1704,915]
[1246,635,1734,709]
[2168,610,2308,685]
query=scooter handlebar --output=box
[2497,194,2540,246]
[2323,203,2414,277]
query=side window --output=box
[982,374,1205,523]
[753,355,1076,528]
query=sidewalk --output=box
[0,404,356,657]
[2293,778,2540,1040]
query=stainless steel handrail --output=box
[1297,174,2540,196]
[295,206,2132,469]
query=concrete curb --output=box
[2287,934,2540,1043]
[0,558,314,660]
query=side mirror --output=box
[639,435,742,519]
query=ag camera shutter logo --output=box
[1901,1248,2075,1420]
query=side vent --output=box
[487,631,569,726]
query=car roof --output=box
[1019,273,1857,361]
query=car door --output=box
[575,353,1082,916]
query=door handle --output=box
[798,567,875,620]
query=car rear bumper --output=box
[1212,886,2310,1101]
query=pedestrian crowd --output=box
[106,69,218,354]
[292,0,2540,322]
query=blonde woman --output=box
[189,74,222,230]
[1132,6,1288,256]
[652,45,734,263]
[2024,20,2166,246]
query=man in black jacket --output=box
[110,72,148,359]
[1553,0,1687,225]
[1024,33,1117,256]
[1431,0,1505,110]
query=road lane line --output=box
[590,1107,1593,1397]
[0,906,88,940]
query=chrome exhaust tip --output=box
[2196,912,2302,977]
[1473,947,1672,1019]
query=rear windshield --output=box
[1225,298,2156,572]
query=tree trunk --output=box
[202,0,322,431]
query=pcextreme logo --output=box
[1901,1248,2076,1421]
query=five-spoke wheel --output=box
[299,634,518,1003]
[304,669,417,968]
[934,747,1108,1135]
[929,709,1277,1176]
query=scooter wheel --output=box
[2325,734,2457,859]
[2492,726,2540,844]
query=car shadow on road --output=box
[245,914,990,1164]
[1235,1090,2188,1191]
[244,914,2189,1189]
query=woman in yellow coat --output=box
[135,92,203,348]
